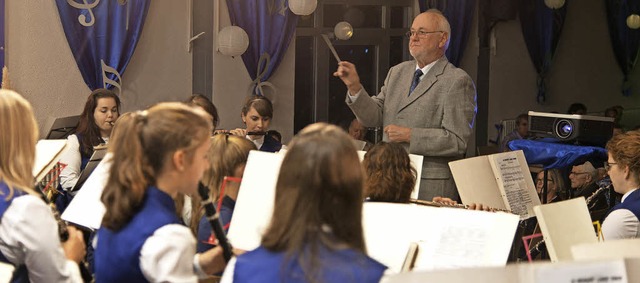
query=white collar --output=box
[622,188,638,203]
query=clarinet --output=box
[196,183,233,262]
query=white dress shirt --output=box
[602,189,640,240]
[59,134,109,194]
[0,194,82,282]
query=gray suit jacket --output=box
[346,57,477,201]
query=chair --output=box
[46,115,80,139]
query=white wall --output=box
[6,1,192,137]
[212,0,296,144]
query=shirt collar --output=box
[622,188,638,203]
[415,58,439,81]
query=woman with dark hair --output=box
[221,123,386,283]
[95,103,226,281]
[185,94,219,128]
[0,90,86,282]
[601,130,640,240]
[58,89,120,207]
[363,142,416,203]
[229,95,282,152]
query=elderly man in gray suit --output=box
[334,9,477,201]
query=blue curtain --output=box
[418,0,477,67]
[518,0,567,104]
[605,0,640,97]
[55,0,150,92]
[226,0,298,96]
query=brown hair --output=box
[101,103,212,231]
[185,94,219,128]
[363,142,416,203]
[261,123,365,281]
[606,130,640,184]
[184,134,255,234]
[0,90,39,198]
[76,88,121,157]
[241,95,273,118]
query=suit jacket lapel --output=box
[397,57,449,113]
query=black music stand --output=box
[46,115,80,139]
[70,146,108,193]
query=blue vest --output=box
[260,134,282,153]
[0,182,29,282]
[234,245,386,283]
[608,189,640,220]
[95,186,181,283]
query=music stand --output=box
[70,146,108,193]
[46,115,80,139]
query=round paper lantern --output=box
[289,0,317,16]
[218,26,249,57]
[544,0,565,9]
[334,21,353,40]
[627,14,640,29]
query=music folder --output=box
[70,146,107,193]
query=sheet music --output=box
[33,139,68,182]
[490,151,538,220]
[363,202,519,273]
[534,259,628,283]
[61,153,111,230]
[0,261,15,282]
[226,151,284,250]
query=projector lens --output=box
[555,119,574,139]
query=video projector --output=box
[528,111,614,146]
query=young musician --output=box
[229,95,282,152]
[363,141,416,203]
[0,90,86,282]
[197,134,255,253]
[95,103,226,282]
[58,89,120,210]
[221,123,386,282]
[602,130,640,240]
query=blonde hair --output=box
[181,134,255,234]
[0,90,39,199]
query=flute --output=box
[409,199,513,214]
[214,130,267,136]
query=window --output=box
[294,0,414,135]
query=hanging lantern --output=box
[217,26,249,57]
[289,0,317,16]
[627,14,640,29]
[544,0,565,9]
[334,22,353,40]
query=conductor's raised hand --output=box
[333,61,363,94]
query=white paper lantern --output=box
[334,21,353,40]
[289,0,317,16]
[544,0,565,9]
[218,26,249,57]
[627,14,640,29]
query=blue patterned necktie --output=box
[409,69,423,96]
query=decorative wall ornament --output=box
[627,14,640,29]
[65,0,100,27]
[101,60,122,95]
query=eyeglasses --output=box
[536,178,555,183]
[405,30,444,39]
[604,162,617,171]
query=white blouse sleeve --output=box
[219,256,237,283]
[139,224,201,283]
[602,209,640,240]
[0,195,82,282]
[59,134,82,191]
